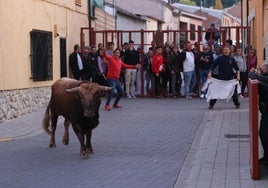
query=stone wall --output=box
[0,87,51,123]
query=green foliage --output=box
[191,0,241,8]
[180,0,196,6]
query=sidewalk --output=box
[174,99,268,188]
[0,98,268,187]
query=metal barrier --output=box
[248,79,259,180]
[79,27,250,97]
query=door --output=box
[60,38,67,77]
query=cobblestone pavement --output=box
[0,97,267,188]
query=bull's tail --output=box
[42,98,52,136]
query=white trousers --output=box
[125,69,137,95]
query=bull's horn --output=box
[99,86,112,91]
[65,86,81,93]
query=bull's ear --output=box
[65,86,81,93]
[95,86,112,98]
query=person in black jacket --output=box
[143,47,154,96]
[197,44,214,99]
[124,40,140,98]
[205,23,220,46]
[249,63,268,164]
[69,44,83,80]
[167,45,183,98]
[83,45,99,82]
[208,46,240,109]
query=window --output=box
[30,30,53,81]
[75,0,81,6]
[190,24,196,40]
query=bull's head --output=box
[65,83,112,117]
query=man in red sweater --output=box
[104,48,140,111]
[152,46,165,98]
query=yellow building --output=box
[242,0,268,66]
[0,0,91,90]
[0,0,114,121]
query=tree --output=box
[180,0,196,5]
[193,0,239,8]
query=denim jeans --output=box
[145,71,152,95]
[199,69,210,94]
[183,71,196,96]
[106,79,124,106]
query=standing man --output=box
[208,46,240,109]
[143,47,154,96]
[103,48,140,111]
[249,63,268,164]
[167,45,183,98]
[205,23,220,46]
[69,44,83,80]
[83,45,99,82]
[152,46,164,98]
[197,44,214,98]
[181,41,196,99]
[124,40,140,98]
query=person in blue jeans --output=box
[197,44,214,98]
[180,41,196,98]
[105,79,124,110]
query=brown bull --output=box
[42,78,111,158]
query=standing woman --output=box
[234,48,248,97]
[249,48,257,70]
[97,48,108,86]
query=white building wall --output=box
[116,13,146,46]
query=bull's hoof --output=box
[80,151,88,159]
[62,137,69,145]
[86,148,93,154]
[49,143,56,148]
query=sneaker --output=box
[113,104,122,108]
[131,95,137,98]
[154,95,161,99]
[235,104,240,109]
[104,105,111,111]
[127,94,132,99]
[209,105,213,109]
[239,94,245,99]
[200,93,205,99]
[185,95,192,99]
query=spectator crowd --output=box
[69,39,257,106]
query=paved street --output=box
[0,97,267,188]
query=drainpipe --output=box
[88,0,92,45]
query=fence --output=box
[248,79,259,180]
[80,26,250,97]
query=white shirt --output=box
[183,51,195,72]
[77,53,83,70]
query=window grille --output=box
[30,30,53,81]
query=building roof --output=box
[105,1,147,21]
[105,0,167,21]
[223,2,241,21]
[193,10,221,29]
[172,3,223,19]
